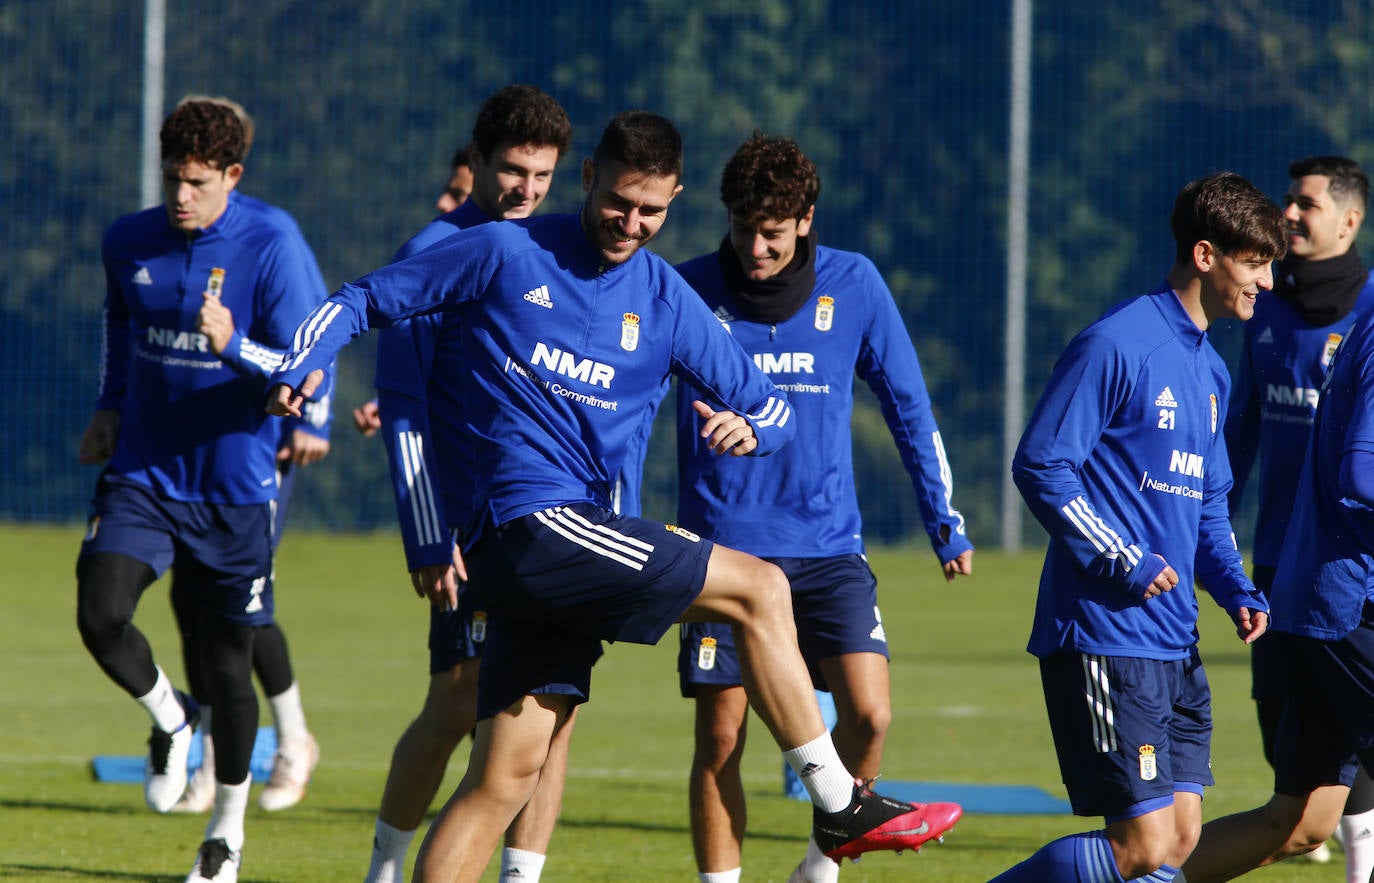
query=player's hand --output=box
[1235,607,1268,644]
[692,400,758,456]
[278,428,331,466]
[352,400,381,437]
[1142,557,1179,599]
[942,549,973,582]
[77,409,121,464]
[266,369,325,417]
[411,562,460,611]
[197,291,235,354]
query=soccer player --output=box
[269,110,954,883]
[364,84,573,883]
[673,133,969,883]
[435,142,476,213]
[1224,154,1374,879]
[75,99,331,883]
[1179,291,1374,883]
[992,171,1283,883]
[165,95,328,818]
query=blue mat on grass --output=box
[91,726,278,783]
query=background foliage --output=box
[5,0,1374,548]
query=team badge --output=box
[470,611,487,643]
[697,636,718,671]
[1138,744,1157,781]
[620,312,640,351]
[206,267,226,298]
[1209,394,1218,434]
[665,523,701,543]
[1324,333,1343,368]
[814,295,835,331]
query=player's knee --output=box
[738,560,792,625]
[75,552,151,650]
[1115,843,1171,880]
[695,717,744,772]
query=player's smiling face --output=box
[1203,248,1274,323]
[470,141,561,220]
[1284,174,1354,262]
[162,158,241,233]
[579,158,682,266]
[727,207,814,281]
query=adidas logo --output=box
[522,284,553,309]
[1256,326,1273,345]
[870,623,887,642]
[798,761,824,779]
[1155,387,1178,408]
[132,266,153,285]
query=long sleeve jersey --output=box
[1271,314,1374,640]
[274,212,793,531]
[673,246,972,561]
[1013,285,1264,660]
[99,196,329,504]
[1225,278,1374,568]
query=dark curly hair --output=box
[472,85,572,163]
[160,100,246,169]
[720,133,820,223]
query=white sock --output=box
[268,681,309,748]
[783,732,855,813]
[1340,807,1374,883]
[205,775,251,852]
[366,818,416,883]
[795,835,840,882]
[137,666,188,733]
[698,871,741,883]
[500,847,547,881]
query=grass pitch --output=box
[0,524,1335,881]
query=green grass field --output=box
[0,523,1339,881]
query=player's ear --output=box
[582,158,595,193]
[1192,240,1217,273]
[223,163,244,191]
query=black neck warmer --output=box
[716,231,818,324]
[1273,247,1367,326]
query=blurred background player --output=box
[673,132,972,883]
[167,94,328,818]
[995,171,1280,883]
[364,85,572,883]
[1224,154,1374,879]
[76,99,332,883]
[352,141,476,438]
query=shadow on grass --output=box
[0,797,141,815]
[0,863,182,881]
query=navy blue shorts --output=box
[1039,649,1213,820]
[678,555,885,696]
[80,474,275,626]
[271,459,296,550]
[465,503,713,719]
[1273,606,1374,796]
[428,602,488,674]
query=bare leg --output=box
[1182,787,1348,882]
[379,660,479,831]
[412,694,572,883]
[819,653,890,780]
[505,703,579,853]
[688,685,749,873]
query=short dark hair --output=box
[160,100,246,169]
[720,132,820,223]
[1289,155,1370,211]
[471,85,571,163]
[591,111,683,180]
[1170,171,1287,264]
[450,142,475,170]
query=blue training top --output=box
[673,245,972,561]
[1225,274,1374,568]
[274,212,794,531]
[1013,284,1265,660]
[99,195,329,504]
[1271,314,1374,640]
